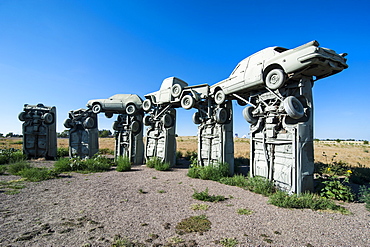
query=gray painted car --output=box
[86,94,143,117]
[211,40,348,104]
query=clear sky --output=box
[1,0,370,140]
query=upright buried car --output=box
[211,40,348,104]
[86,94,143,118]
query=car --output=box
[143,76,209,111]
[86,94,143,117]
[211,40,348,104]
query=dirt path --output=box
[1,161,370,246]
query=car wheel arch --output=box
[263,64,285,81]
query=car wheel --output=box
[18,112,26,121]
[162,114,174,128]
[171,84,183,98]
[215,108,228,124]
[105,112,114,118]
[142,99,152,112]
[131,120,141,134]
[283,96,304,119]
[64,118,73,128]
[126,104,137,115]
[143,115,152,126]
[42,113,54,124]
[181,95,195,110]
[214,90,226,105]
[243,106,258,124]
[92,103,102,114]
[265,69,285,90]
[112,121,119,131]
[192,112,201,125]
[84,117,95,129]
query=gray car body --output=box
[210,40,348,95]
[86,94,143,114]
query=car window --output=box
[274,47,288,53]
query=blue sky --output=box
[1,0,370,140]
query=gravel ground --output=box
[1,160,370,247]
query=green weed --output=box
[220,237,239,247]
[359,186,370,211]
[237,208,253,215]
[116,156,131,172]
[245,176,276,196]
[219,174,248,187]
[268,191,350,214]
[190,203,210,211]
[175,215,211,233]
[192,188,226,202]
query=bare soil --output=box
[1,159,370,246]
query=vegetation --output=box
[190,203,210,211]
[0,148,26,165]
[146,156,171,171]
[54,155,112,173]
[359,186,370,211]
[116,156,131,172]
[192,187,226,202]
[219,174,248,188]
[57,147,69,157]
[237,208,253,215]
[219,237,239,247]
[245,176,276,196]
[268,191,350,214]
[187,162,229,181]
[175,215,211,234]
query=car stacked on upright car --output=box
[211,40,348,105]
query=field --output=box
[2,136,369,168]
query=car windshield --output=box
[274,47,288,53]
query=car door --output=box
[244,52,264,86]
[104,97,124,110]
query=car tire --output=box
[162,114,174,128]
[171,84,183,98]
[243,106,258,124]
[112,121,119,131]
[131,120,141,134]
[126,104,137,115]
[84,117,95,129]
[181,95,195,110]
[18,112,26,121]
[265,69,285,90]
[143,115,152,126]
[214,90,226,105]
[215,108,228,124]
[64,118,73,128]
[92,103,102,114]
[142,99,152,112]
[192,112,201,125]
[42,113,54,124]
[105,112,114,118]
[283,96,304,119]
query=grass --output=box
[175,215,211,234]
[187,162,229,181]
[245,175,276,196]
[268,191,350,214]
[54,156,112,173]
[219,237,239,247]
[192,187,226,202]
[237,208,253,215]
[219,174,248,187]
[146,156,171,171]
[116,156,131,172]
[190,203,210,211]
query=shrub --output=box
[0,148,26,164]
[188,162,229,181]
[192,188,226,202]
[146,156,161,168]
[175,215,211,233]
[359,186,370,211]
[318,172,354,202]
[268,191,350,214]
[54,156,112,173]
[154,162,171,171]
[99,148,114,155]
[245,176,276,196]
[57,147,69,158]
[219,174,248,187]
[7,161,31,175]
[116,156,131,172]
[0,165,6,175]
